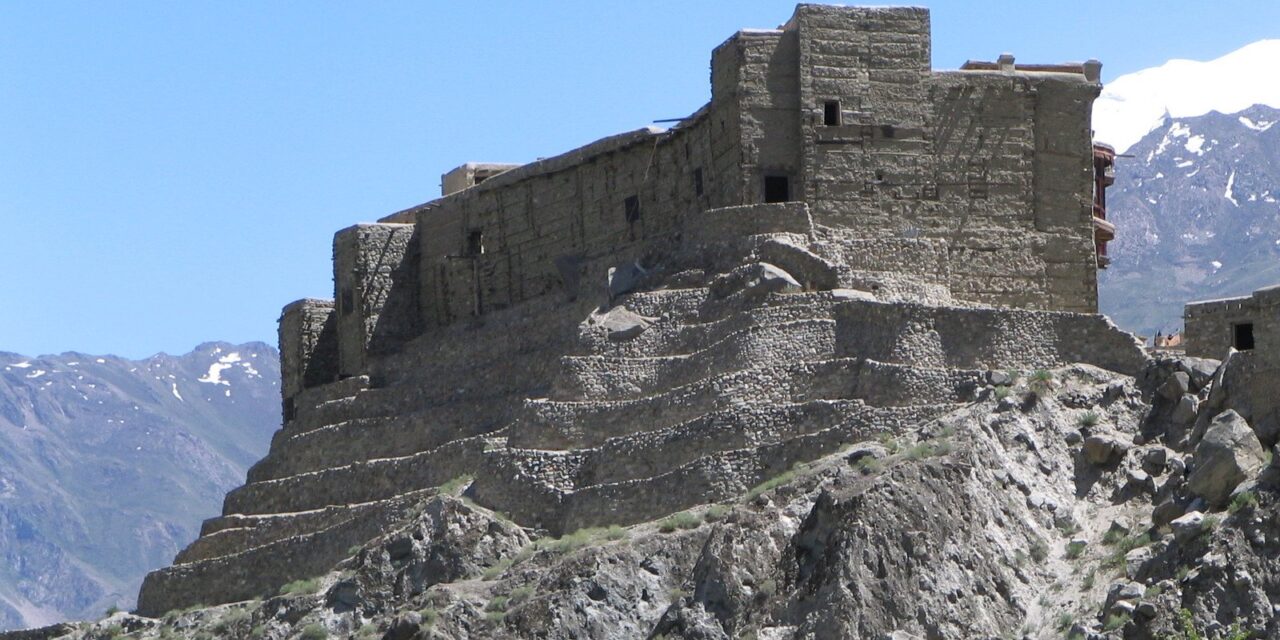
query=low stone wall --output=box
[834,299,1149,376]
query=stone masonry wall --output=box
[333,223,420,378]
[279,3,1106,404]
[1185,285,1280,362]
[278,299,337,416]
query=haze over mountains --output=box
[0,343,280,631]
[1095,40,1280,337]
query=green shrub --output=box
[854,455,883,475]
[1029,539,1049,563]
[1078,411,1100,427]
[1029,369,1055,395]
[298,624,328,640]
[509,585,536,606]
[1230,491,1258,514]
[668,587,689,601]
[356,624,379,639]
[103,605,120,618]
[1102,533,1151,569]
[213,608,252,633]
[757,578,777,598]
[703,504,731,522]
[278,578,321,596]
[1082,569,1096,590]
[1064,541,1084,559]
[485,596,509,613]
[419,607,438,627]
[1102,613,1128,631]
[659,511,703,533]
[1055,613,1074,631]
[993,385,1013,400]
[746,469,798,500]
[482,557,514,580]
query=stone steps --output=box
[552,318,837,401]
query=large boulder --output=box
[709,262,802,300]
[1186,410,1267,506]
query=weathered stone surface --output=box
[1083,434,1124,465]
[709,262,802,300]
[1158,371,1190,400]
[1171,511,1206,543]
[1186,410,1266,506]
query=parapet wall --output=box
[333,223,420,378]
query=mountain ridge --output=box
[0,342,280,631]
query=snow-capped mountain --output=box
[1098,103,1280,336]
[1094,39,1280,153]
[0,343,280,631]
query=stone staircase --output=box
[136,228,1149,615]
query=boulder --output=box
[1083,435,1125,466]
[1171,394,1198,426]
[709,262,802,300]
[1186,410,1267,506]
[589,306,655,342]
[1158,371,1190,401]
[607,261,648,300]
[1171,511,1205,543]
[1152,500,1184,529]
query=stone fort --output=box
[137,4,1146,614]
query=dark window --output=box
[624,196,641,223]
[881,124,896,138]
[1234,323,1255,350]
[693,168,704,196]
[764,175,790,203]
[823,100,841,126]
[473,175,488,186]
[283,398,296,423]
[466,229,485,256]
[340,288,354,315]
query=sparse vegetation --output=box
[1102,613,1129,631]
[994,385,1013,400]
[103,605,120,618]
[1078,411,1100,427]
[438,474,474,495]
[298,623,328,640]
[1144,583,1165,598]
[757,578,777,598]
[1229,491,1258,514]
[1064,540,1084,559]
[855,455,884,475]
[1101,532,1151,570]
[213,608,252,634]
[509,585,536,606]
[1082,569,1097,590]
[356,623,379,639]
[483,557,514,580]
[704,504,731,522]
[659,511,703,533]
[1029,538,1049,563]
[419,607,438,627]
[1203,514,1221,532]
[1029,369,1055,396]
[346,544,362,556]
[278,578,321,596]
[1055,613,1074,631]
[668,587,689,601]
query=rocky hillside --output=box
[13,353,1280,639]
[0,343,280,631]
[1099,104,1280,336]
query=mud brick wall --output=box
[278,299,337,414]
[333,223,420,378]
[1185,286,1280,361]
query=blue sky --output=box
[3,1,1277,358]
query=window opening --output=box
[466,229,485,256]
[624,196,641,224]
[693,168,704,196]
[823,100,841,126]
[764,175,791,203]
[340,289,354,316]
[1234,323,1255,350]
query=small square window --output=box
[1234,323,1255,350]
[764,175,790,203]
[823,100,841,126]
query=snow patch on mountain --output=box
[1093,39,1280,152]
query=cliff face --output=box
[0,343,279,631]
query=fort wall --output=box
[277,3,1106,414]
[1185,285,1280,361]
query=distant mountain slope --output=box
[1098,104,1280,336]
[0,342,280,631]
